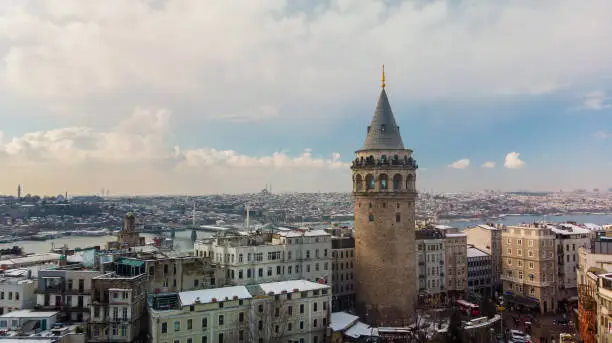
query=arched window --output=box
[381,155,387,163]
[406,174,415,190]
[393,174,402,190]
[369,214,374,222]
[379,174,388,190]
[366,174,375,190]
[355,174,363,191]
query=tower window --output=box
[396,214,401,223]
[397,203,400,208]
[366,174,375,190]
[379,174,388,190]
[393,174,402,190]
[369,203,372,208]
[381,124,386,132]
[369,215,374,222]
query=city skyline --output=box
[1,0,612,195]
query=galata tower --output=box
[351,66,418,325]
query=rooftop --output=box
[277,229,330,238]
[179,286,252,306]
[467,247,490,258]
[258,280,330,295]
[0,309,58,318]
[359,87,405,151]
[330,312,360,332]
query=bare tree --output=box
[248,296,292,343]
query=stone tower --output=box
[351,66,418,325]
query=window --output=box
[187,319,192,330]
[517,249,522,256]
[300,321,304,329]
[8,292,11,300]
[288,323,292,331]
[528,250,533,257]
[174,321,180,332]
[218,315,224,325]
[218,333,223,343]
[14,292,18,301]
[528,240,534,247]
[121,326,127,337]
[314,319,318,327]
[201,337,207,343]
[300,304,305,313]
[201,317,207,328]
[239,312,244,322]
[396,213,401,223]
[314,303,318,312]
[161,322,167,334]
[517,239,522,246]
[123,307,128,320]
[369,214,374,222]
[507,258,512,265]
[288,306,293,315]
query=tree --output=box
[248,296,292,343]
[446,309,464,343]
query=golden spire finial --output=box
[381,64,386,89]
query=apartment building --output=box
[435,226,468,300]
[128,255,217,293]
[194,229,332,287]
[35,267,103,322]
[415,228,446,305]
[467,246,492,297]
[0,269,36,314]
[501,224,556,313]
[88,272,148,343]
[148,280,331,343]
[549,223,589,310]
[331,235,355,312]
[464,224,504,292]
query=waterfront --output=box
[3,213,612,254]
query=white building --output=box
[0,269,37,315]
[415,228,446,305]
[194,230,332,286]
[0,309,58,331]
[36,268,103,322]
[549,223,590,308]
[149,280,331,343]
[467,246,492,297]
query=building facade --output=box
[501,224,556,313]
[148,280,331,343]
[35,268,102,322]
[415,228,446,306]
[464,224,504,292]
[467,246,492,298]
[331,236,355,312]
[194,230,331,287]
[443,231,468,300]
[550,223,589,311]
[0,269,36,314]
[351,68,418,324]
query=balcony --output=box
[35,287,91,295]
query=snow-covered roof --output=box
[330,312,359,332]
[277,229,330,238]
[0,309,58,318]
[477,224,499,231]
[446,233,467,237]
[549,223,590,235]
[179,286,252,306]
[584,223,604,231]
[258,280,329,295]
[434,225,454,230]
[467,247,490,258]
[344,321,378,338]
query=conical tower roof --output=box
[359,87,405,151]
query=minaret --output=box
[17,185,21,200]
[351,65,418,325]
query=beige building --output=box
[351,68,418,324]
[577,247,612,343]
[148,280,331,343]
[501,224,556,313]
[440,228,468,300]
[415,228,446,305]
[464,224,504,292]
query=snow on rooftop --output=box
[345,321,378,338]
[477,224,499,230]
[549,223,590,235]
[258,280,329,295]
[0,253,62,266]
[179,286,252,306]
[330,312,360,332]
[434,225,454,230]
[467,247,490,258]
[277,229,330,238]
[446,233,467,237]
[584,223,604,231]
[0,309,58,318]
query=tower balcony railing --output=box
[351,158,418,169]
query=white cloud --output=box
[594,131,611,139]
[481,161,496,168]
[504,152,525,169]
[0,0,610,121]
[581,91,612,111]
[449,158,470,169]
[0,108,350,194]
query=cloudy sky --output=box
[1,0,611,196]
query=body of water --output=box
[4,213,612,254]
[446,213,612,229]
[0,230,215,254]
